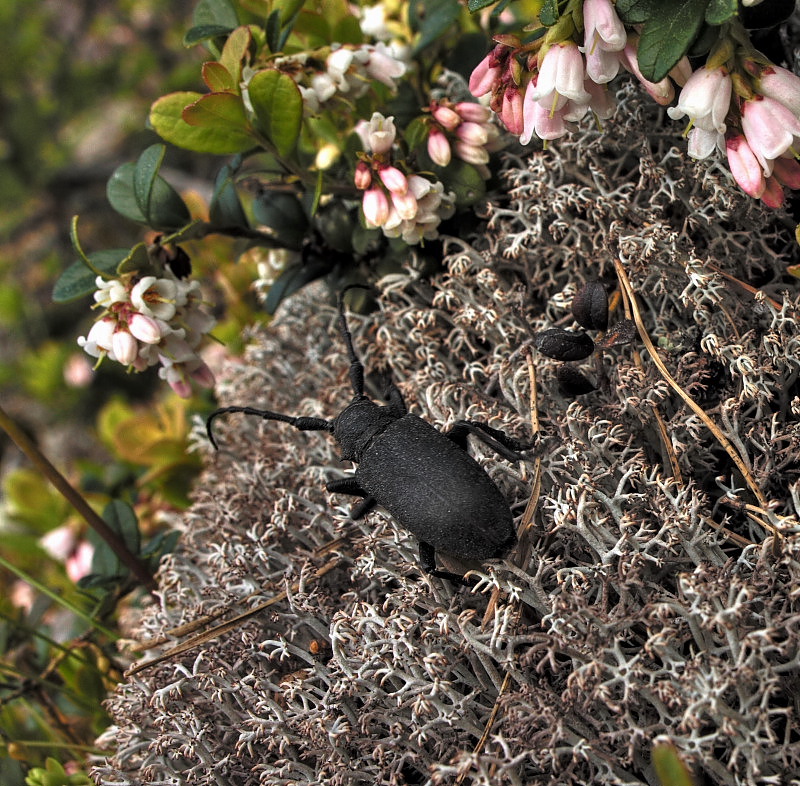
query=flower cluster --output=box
[269,43,407,115]
[78,253,216,398]
[469,0,673,144]
[425,99,502,173]
[354,112,456,244]
[469,0,800,208]
[670,60,800,208]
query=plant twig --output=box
[0,402,156,593]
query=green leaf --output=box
[209,161,248,228]
[467,0,498,11]
[192,0,239,31]
[84,501,142,586]
[248,70,303,157]
[615,0,656,25]
[439,161,486,207]
[184,24,235,46]
[108,159,191,230]
[264,259,331,314]
[637,0,709,82]
[219,25,252,85]
[202,61,236,92]
[266,8,282,52]
[705,0,737,24]
[252,191,308,248]
[150,91,254,154]
[652,742,695,786]
[409,0,461,52]
[539,0,560,26]
[133,144,165,220]
[183,91,249,129]
[52,249,131,302]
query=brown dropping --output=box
[595,318,637,349]
[556,365,597,397]
[533,328,595,361]
[572,281,609,331]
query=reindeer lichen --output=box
[94,86,800,786]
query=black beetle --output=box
[207,287,532,584]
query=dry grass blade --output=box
[126,557,343,676]
[613,257,774,524]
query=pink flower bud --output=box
[427,127,451,167]
[583,0,626,53]
[760,175,785,208]
[364,43,406,88]
[469,53,501,98]
[362,187,390,227]
[454,102,492,123]
[455,121,489,146]
[742,95,800,174]
[391,190,418,220]
[619,43,674,105]
[378,165,408,195]
[726,134,766,198]
[758,64,800,117]
[530,42,591,108]
[354,161,372,190]
[190,361,216,389]
[454,140,489,165]
[771,156,800,189]
[128,312,162,344]
[66,541,94,582]
[112,329,138,366]
[500,86,524,135]
[91,318,117,347]
[432,104,462,130]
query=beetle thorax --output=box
[333,398,399,462]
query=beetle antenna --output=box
[338,284,372,398]
[206,406,334,450]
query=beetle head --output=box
[334,397,399,462]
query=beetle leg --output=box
[418,542,474,586]
[445,420,536,462]
[384,381,407,416]
[325,477,377,519]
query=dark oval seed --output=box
[556,365,596,397]
[533,328,595,361]
[571,281,609,331]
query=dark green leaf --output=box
[108,159,191,231]
[83,500,142,584]
[705,0,737,24]
[107,163,146,223]
[264,259,332,314]
[209,162,248,228]
[467,0,497,11]
[252,191,308,249]
[266,8,282,53]
[438,161,486,207]
[52,249,130,302]
[637,0,709,82]
[103,500,141,555]
[409,0,461,52]
[615,0,656,24]
[184,24,234,47]
[248,70,303,157]
[192,0,239,31]
[539,0,560,26]
[687,23,718,57]
[133,144,165,220]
